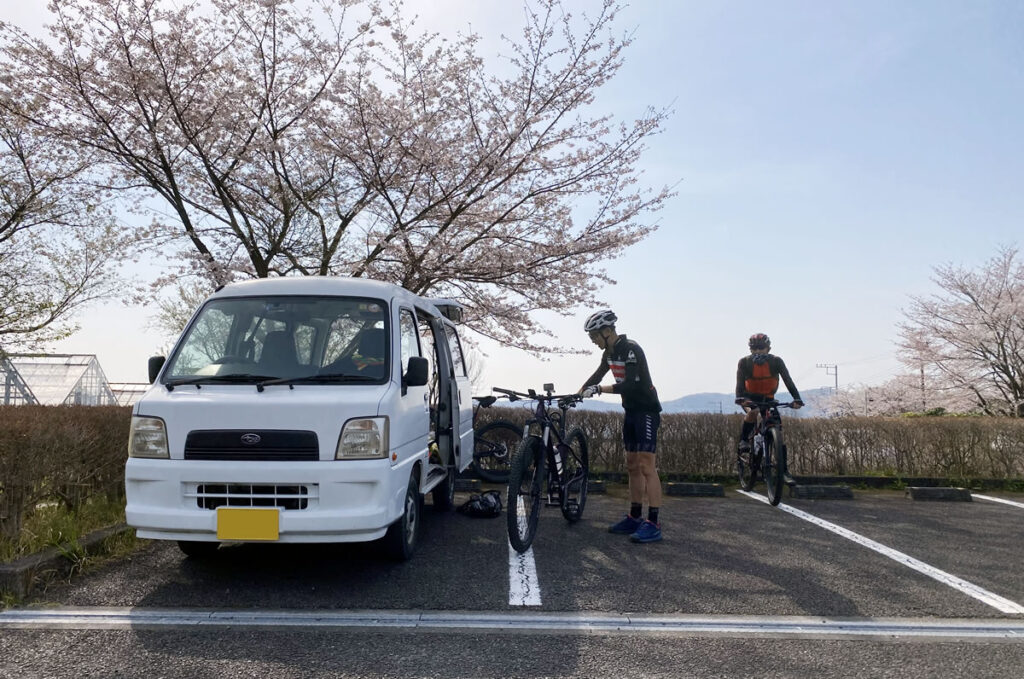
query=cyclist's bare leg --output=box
[626,451,645,505]
[636,452,661,508]
[738,406,757,453]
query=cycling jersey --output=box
[735,354,801,402]
[584,335,662,413]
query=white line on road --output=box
[737,490,1024,615]
[508,542,541,606]
[974,494,1024,510]
[3,607,1024,640]
[508,497,541,606]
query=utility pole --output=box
[706,400,723,414]
[817,363,838,393]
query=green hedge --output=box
[0,406,130,540]
[477,407,1024,479]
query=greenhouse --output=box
[0,354,118,406]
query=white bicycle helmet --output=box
[583,309,618,333]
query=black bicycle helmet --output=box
[748,333,771,350]
[584,309,617,333]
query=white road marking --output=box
[738,490,1024,615]
[974,494,1024,510]
[508,496,541,606]
[3,607,1024,640]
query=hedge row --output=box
[0,406,130,540]
[477,407,1024,480]
[3,405,1023,540]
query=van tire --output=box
[432,465,456,511]
[384,474,421,561]
[177,540,219,559]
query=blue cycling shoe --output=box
[630,520,662,543]
[608,514,643,534]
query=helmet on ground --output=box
[584,309,617,333]
[748,333,771,350]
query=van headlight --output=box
[129,416,169,459]
[336,417,389,460]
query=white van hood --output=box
[135,384,390,460]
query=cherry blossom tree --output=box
[0,92,126,350]
[898,246,1024,417]
[1,0,670,351]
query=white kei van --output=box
[125,277,474,560]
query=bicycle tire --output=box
[473,420,522,483]
[507,435,545,553]
[764,427,784,506]
[559,427,589,523]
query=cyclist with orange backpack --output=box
[735,333,803,485]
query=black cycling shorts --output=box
[622,411,660,453]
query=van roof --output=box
[212,277,461,319]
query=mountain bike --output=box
[499,385,590,553]
[471,394,523,483]
[737,399,795,506]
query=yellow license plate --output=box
[216,508,280,541]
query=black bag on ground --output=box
[457,490,502,518]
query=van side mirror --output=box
[148,356,166,384]
[404,356,429,392]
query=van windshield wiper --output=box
[256,373,379,392]
[165,374,276,391]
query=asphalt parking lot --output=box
[3,487,1023,678]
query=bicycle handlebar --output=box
[738,399,798,409]
[492,386,584,406]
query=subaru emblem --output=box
[240,433,261,445]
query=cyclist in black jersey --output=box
[578,309,663,543]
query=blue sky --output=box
[10,1,1023,401]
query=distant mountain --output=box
[576,387,833,418]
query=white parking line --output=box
[508,499,541,606]
[974,494,1024,510]
[4,607,1024,639]
[737,490,1024,615]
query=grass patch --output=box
[0,495,127,564]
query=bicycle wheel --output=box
[559,427,589,523]
[737,443,757,492]
[507,435,545,553]
[764,428,784,506]
[473,420,522,483]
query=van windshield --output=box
[163,296,389,385]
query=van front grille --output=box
[189,483,317,510]
[184,430,319,461]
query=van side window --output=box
[400,309,420,366]
[445,324,466,377]
[418,313,440,438]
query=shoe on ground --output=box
[783,473,797,486]
[630,520,662,543]
[608,514,643,534]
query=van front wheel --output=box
[384,474,421,561]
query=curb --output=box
[906,487,972,502]
[0,524,132,600]
[454,479,482,493]
[666,482,725,497]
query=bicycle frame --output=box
[740,399,794,506]
[499,386,591,553]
